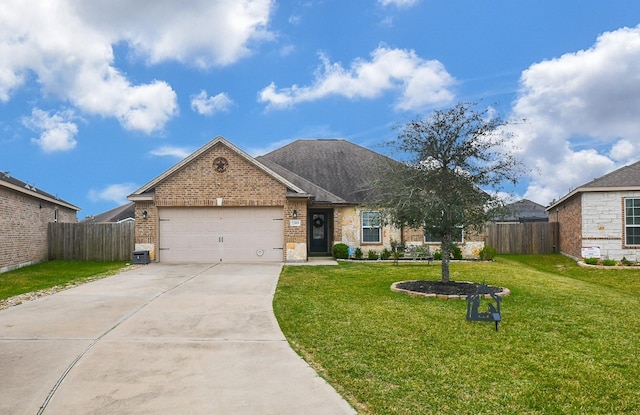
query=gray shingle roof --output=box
[581,160,640,188]
[256,139,393,204]
[494,199,549,222]
[547,159,640,210]
[82,202,135,223]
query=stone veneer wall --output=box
[581,191,640,261]
[338,206,404,254]
[0,186,77,273]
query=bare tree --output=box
[372,102,525,282]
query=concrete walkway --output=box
[0,263,355,414]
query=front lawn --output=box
[273,255,640,414]
[0,260,130,302]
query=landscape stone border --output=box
[577,261,640,270]
[391,280,511,300]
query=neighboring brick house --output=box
[547,160,640,261]
[493,199,549,223]
[82,202,135,223]
[0,171,79,273]
[128,136,485,263]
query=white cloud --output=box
[88,183,138,205]
[149,146,193,159]
[610,139,637,163]
[190,91,234,116]
[23,108,78,153]
[379,0,419,7]
[0,0,274,134]
[258,46,455,111]
[73,0,275,68]
[508,25,640,205]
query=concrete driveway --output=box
[0,263,356,415]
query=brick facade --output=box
[133,141,308,261]
[155,143,288,208]
[0,186,77,273]
[548,194,582,258]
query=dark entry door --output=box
[309,211,330,254]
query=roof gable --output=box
[256,139,394,204]
[129,136,307,199]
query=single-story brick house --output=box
[128,136,484,263]
[493,199,549,223]
[547,160,640,261]
[0,171,79,273]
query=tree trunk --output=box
[440,234,451,282]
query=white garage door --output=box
[158,207,284,262]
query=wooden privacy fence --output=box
[48,222,135,261]
[485,222,559,255]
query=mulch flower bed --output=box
[391,280,510,300]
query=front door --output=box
[309,210,331,255]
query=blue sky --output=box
[1,0,640,219]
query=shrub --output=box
[354,247,364,260]
[584,257,599,265]
[602,259,617,266]
[433,250,442,260]
[368,249,379,260]
[451,244,463,260]
[380,248,392,260]
[332,243,349,259]
[479,246,497,261]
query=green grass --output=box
[0,260,130,301]
[273,255,640,414]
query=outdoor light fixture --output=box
[293,209,298,218]
[142,210,148,219]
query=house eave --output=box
[547,186,640,211]
[128,192,155,202]
[0,180,80,211]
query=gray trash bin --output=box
[132,250,150,264]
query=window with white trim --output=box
[625,198,640,246]
[362,211,381,243]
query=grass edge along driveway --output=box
[273,255,640,415]
[0,261,130,307]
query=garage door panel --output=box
[159,207,283,263]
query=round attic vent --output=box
[213,157,228,173]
